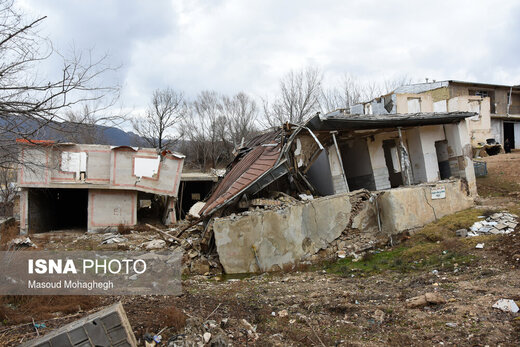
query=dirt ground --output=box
[2,153,520,346]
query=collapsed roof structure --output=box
[201,111,477,219]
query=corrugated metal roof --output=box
[200,130,283,216]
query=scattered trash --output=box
[203,332,212,343]
[445,322,458,328]
[492,299,519,313]
[406,292,446,308]
[142,239,167,250]
[188,201,206,219]
[432,269,439,275]
[337,250,346,258]
[373,309,385,324]
[475,243,485,249]
[240,319,259,340]
[8,237,36,248]
[278,309,288,317]
[33,322,46,329]
[298,194,314,201]
[101,233,128,244]
[463,212,518,237]
[455,229,468,237]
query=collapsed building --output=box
[17,141,184,234]
[200,111,478,273]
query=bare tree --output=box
[319,74,366,113]
[182,91,226,169]
[221,92,258,148]
[263,66,323,126]
[0,0,119,168]
[132,88,185,151]
[0,166,16,216]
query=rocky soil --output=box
[1,152,520,346]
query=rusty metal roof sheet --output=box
[200,130,283,216]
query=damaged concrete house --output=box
[199,111,478,273]
[17,140,184,234]
[351,80,520,152]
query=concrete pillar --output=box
[418,125,445,182]
[19,188,28,235]
[327,145,348,194]
[398,128,414,186]
[163,196,177,225]
[444,122,477,195]
[367,134,391,190]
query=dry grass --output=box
[0,296,101,325]
[0,222,20,249]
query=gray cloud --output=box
[19,0,520,115]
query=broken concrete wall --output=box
[19,144,184,198]
[443,122,477,195]
[377,179,474,234]
[213,179,475,274]
[87,189,137,232]
[213,190,381,273]
[110,148,183,196]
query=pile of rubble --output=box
[457,212,518,237]
[177,222,222,276]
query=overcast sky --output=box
[19,0,520,116]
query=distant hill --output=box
[0,115,147,147]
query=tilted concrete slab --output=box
[20,302,136,347]
[214,192,360,273]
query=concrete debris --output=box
[8,237,36,248]
[406,292,446,308]
[492,299,519,313]
[169,317,230,347]
[373,309,385,324]
[250,198,282,207]
[240,319,259,341]
[101,233,128,244]
[188,201,206,219]
[455,229,468,237]
[278,309,288,317]
[465,212,518,237]
[298,194,314,201]
[19,302,136,347]
[143,239,167,250]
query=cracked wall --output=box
[377,179,474,234]
[213,190,381,274]
[213,179,475,274]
